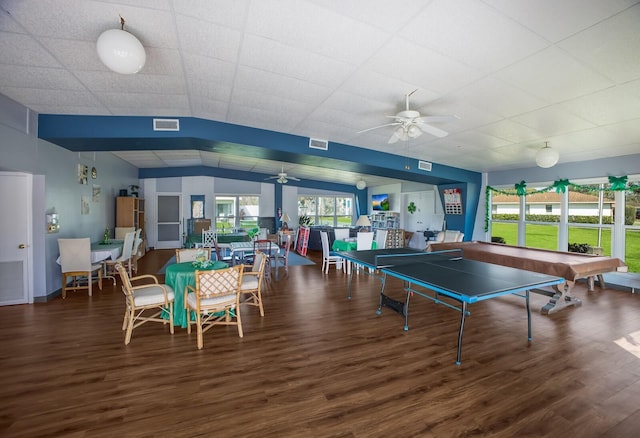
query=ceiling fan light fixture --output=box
[536,142,559,168]
[407,124,421,138]
[96,16,146,74]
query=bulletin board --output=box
[442,188,463,215]
[296,226,310,256]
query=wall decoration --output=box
[78,164,88,184]
[443,188,463,215]
[91,166,97,179]
[81,196,90,215]
[92,185,101,202]
[484,175,639,231]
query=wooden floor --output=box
[2,249,640,437]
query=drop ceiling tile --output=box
[365,37,483,95]
[234,66,332,105]
[173,0,249,29]
[559,80,640,126]
[0,87,103,107]
[239,34,355,88]
[477,119,545,143]
[96,92,190,110]
[511,105,597,136]
[558,5,640,83]
[0,32,61,68]
[309,0,427,32]
[176,14,242,62]
[447,76,547,118]
[75,71,186,94]
[484,0,638,42]
[0,64,86,90]
[400,0,548,72]
[496,46,615,103]
[246,0,388,64]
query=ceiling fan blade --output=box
[419,115,460,123]
[357,121,400,134]
[265,176,278,180]
[288,176,301,181]
[416,123,449,138]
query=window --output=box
[298,195,354,227]
[545,204,552,213]
[215,195,259,232]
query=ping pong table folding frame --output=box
[338,248,565,365]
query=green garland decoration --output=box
[484,175,634,232]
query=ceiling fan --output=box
[358,90,456,143]
[265,167,300,184]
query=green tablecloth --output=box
[332,240,377,251]
[186,232,250,248]
[164,261,228,328]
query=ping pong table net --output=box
[373,249,463,268]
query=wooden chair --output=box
[185,265,244,349]
[175,248,211,263]
[115,263,174,345]
[240,250,267,317]
[247,239,272,279]
[273,233,292,275]
[103,230,136,283]
[320,231,343,274]
[58,238,103,298]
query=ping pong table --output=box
[336,248,564,365]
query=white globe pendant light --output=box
[356,180,367,190]
[97,16,146,74]
[536,141,559,168]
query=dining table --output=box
[164,260,229,328]
[332,239,377,252]
[55,239,123,265]
[331,239,377,275]
[229,241,282,280]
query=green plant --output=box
[299,214,313,227]
[491,236,506,244]
[568,242,591,253]
[407,201,416,214]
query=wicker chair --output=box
[185,265,244,349]
[57,237,103,298]
[115,263,174,345]
[240,250,267,317]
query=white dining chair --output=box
[320,231,343,274]
[356,232,375,250]
[375,229,388,250]
[103,231,136,283]
[333,228,350,241]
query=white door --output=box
[0,172,32,305]
[156,194,182,249]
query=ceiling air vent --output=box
[309,138,328,150]
[153,118,180,131]
[418,160,432,172]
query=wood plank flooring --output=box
[2,249,640,437]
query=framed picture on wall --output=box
[442,188,463,215]
[78,164,88,185]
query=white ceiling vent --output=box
[309,138,328,150]
[153,118,180,131]
[418,160,432,172]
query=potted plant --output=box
[129,185,139,197]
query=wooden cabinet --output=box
[116,197,145,254]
